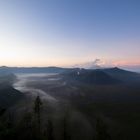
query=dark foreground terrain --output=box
[0,67,140,140]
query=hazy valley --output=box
[0,67,140,140]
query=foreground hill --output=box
[0,86,23,108]
[0,73,24,108]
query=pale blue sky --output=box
[0,0,140,68]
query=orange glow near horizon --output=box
[0,57,140,68]
[112,60,140,67]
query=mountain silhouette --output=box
[62,68,121,85]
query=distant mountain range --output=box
[0,66,70,74]
[0,66,140,85]
[61,67,140,85]
[102,67,140,82]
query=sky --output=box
[0,0,140,70]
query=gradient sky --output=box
[0,0,140,69]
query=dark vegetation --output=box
[0,67,140,140]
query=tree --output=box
[0,108,6,116]
[34,96,42,138]
[95,118,111,140]
[63,111,71,140]
[47,119,54,140]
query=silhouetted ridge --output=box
[102,67,140,83]
[62,69,121,85]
